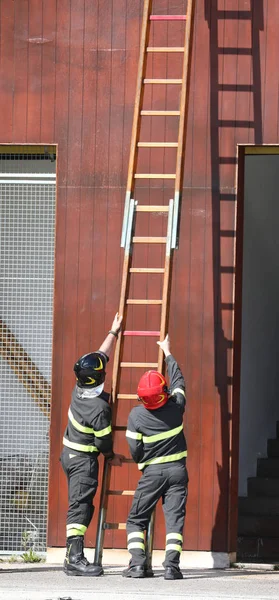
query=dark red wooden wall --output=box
[1,0,279,553]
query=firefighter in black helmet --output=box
[61,312,124,577]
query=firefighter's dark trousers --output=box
[126,461,188,569]
[61,447,99,539]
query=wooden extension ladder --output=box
[94,0,195,568]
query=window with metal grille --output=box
[0,146,56,555]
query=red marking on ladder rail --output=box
[123,331,160,337]
[150,15,187,21]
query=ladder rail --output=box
[94,459,109,566]
[94,200,136,567]
[121,0,152,248]
[112,199,136,405]
[157,199,174,373]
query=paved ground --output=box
[0,565,278,600]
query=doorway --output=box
[236,146,279,561]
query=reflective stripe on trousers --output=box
[126,463,188,568]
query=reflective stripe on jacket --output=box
[63,383,113,456]
[126,355,187,470]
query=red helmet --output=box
[137,370,168,410]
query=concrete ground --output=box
[0,564,278,600]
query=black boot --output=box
[122,564,154,578]
[122,565,146,578]
[164,566,183,580]
[64,536,103,577]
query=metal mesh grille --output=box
[0,151,56,554]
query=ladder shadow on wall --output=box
[204,0,264,558]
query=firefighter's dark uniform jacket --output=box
[61,352,113,539]
[125,354,188,569]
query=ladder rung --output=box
[107,490,135,496]
[133,236,166,243]
[117,394,138,399]
[144,79,182,84]
[135,205,169,212]
[150,15,187,21]
[138,142,178,148]
[126,299,163,305]
[104,523,126,530]
[147,47,184,53]
[123,331,160,337]
[141,110,180,116]
[130,268,165,273]
[121,362,158,368]
[134,173,176,179]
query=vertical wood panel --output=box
[54,0,70,183]
[66,0,85,186]
[27,0,43,140]
[81,2,98,187]
[40,0,57,142]
[0,1,15,141]
[13,0,28,141]
[193,0,218,551]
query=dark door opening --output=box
[236,147,279,562]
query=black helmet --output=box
[74,352,106,388]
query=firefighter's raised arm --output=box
[157,335,186,413]
[98,312,123,358]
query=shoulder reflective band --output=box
[171,388,185,397]
[94,424,112,437]
[142,424,183,443]
[63,437,98,453]
[165,544,182,553]
[68,408,94,434]
[126,430,143,441]
[138,450,187,470]
[68,408,112,437]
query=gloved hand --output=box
[157,334,171,357]
[108,453,125,467]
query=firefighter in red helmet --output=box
[123,335,188,580]
[61,313,124,577]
